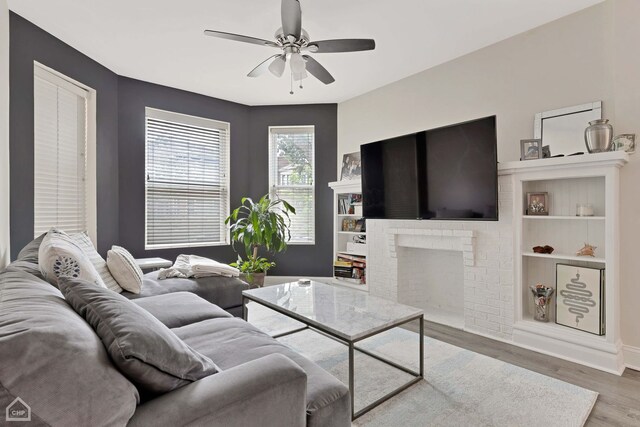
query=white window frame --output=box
[268,125,316,245]
[33,62,97,243]
[144,107,231,250]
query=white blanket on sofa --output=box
[157,255,239,279]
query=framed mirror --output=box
[534,101,602,156]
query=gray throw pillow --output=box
[59,277,219,394]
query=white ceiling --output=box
[8,0,603,106]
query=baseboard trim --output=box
[623,345,640,372]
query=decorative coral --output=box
[532,245,554,254]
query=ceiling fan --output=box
[204,0,375,91]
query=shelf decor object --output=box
[521,139,543,160]
[576,204,595,217]
[576,243,597,257]
[530,284,554,322]
[585,119,614,153]
[526,192,549,215]
[556,264,605,335]
[612,134,635,154]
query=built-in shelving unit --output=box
[499,151,628,374]
[328,180,368,291]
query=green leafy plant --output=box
[225,194,295,274]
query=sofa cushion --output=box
[123,270,249,310]
[133,292,232,328]
[72,232,123,293]
[16,233,46,263]
[173,317,351,427]
[107,245,143,294]
[0,270,138,426]
[38,228,106,288]
[59,278,219,394]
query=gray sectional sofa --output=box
[0,241,351,426]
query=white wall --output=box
[0,0,10,268]
[338,1,640,355]
[611,0,640,367]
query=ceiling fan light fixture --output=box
[268,55,286,77]
[293,69,308,81]
[290,52,306,74]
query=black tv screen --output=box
[361,116,498,220]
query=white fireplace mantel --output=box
[386,228,476,266]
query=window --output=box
[145,108,230,249]
[33,63,96,239]
[269,126,315,244]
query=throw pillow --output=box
[38,228,106,289]
[72,232,123,293]
[107,246,143,294]
[58,277,219,394]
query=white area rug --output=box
[247,303,598,426]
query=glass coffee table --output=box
[242,281,424,420]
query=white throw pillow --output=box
[107,246,143,294]
[72,232,123,293]
[38,228,107,289]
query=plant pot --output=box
[241,272,266,288]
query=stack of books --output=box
[333,253,366,285]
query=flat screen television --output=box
[361,116,498,220]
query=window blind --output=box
[34,67,89,237]
[145,108,230,249]
[269,126,315,244]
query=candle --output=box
[576,204,594,217]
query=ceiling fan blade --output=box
[204,30,280,48]
[302,55,335,85]
[281,0,302,40]
[247,55,281,77]
[307,39,375,53]
[268,55,287,77]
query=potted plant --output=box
[226,194,295,288]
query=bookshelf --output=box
[328,180,368,291]
[499,151,629,374]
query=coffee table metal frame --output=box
[242,294,424,420]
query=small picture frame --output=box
[526,192,549,215]
[612,134,635,154]
[342,218,356,232]
[521,139,543,161]
[354,218,366,232]
[340,152,362,181]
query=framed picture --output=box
[612,134,635,154]
[342,218,356,232]
[340,152,361,181]
[556,264,605,335]
[526,192,549,215]
[521,139,543,160]
[354,218,366,232]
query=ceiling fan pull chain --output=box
[290,72,294,95]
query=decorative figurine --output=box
[533,245,554,254]
[576,243,597,257]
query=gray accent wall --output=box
[9,13,337,276]
[117,77,251,266]
[249,105,337,277]
[118,78,336,276]
[9,12,120,257]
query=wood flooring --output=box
[408,321,640,426]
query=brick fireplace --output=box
[365,175,515,341]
